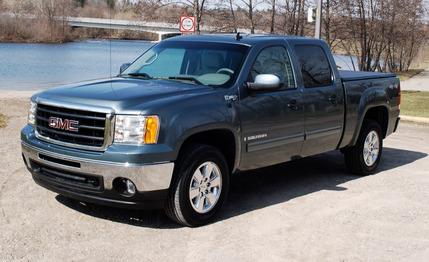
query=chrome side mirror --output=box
[120,63,131,74]
[247,74,281,91]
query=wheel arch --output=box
[175,128,240,174]
[351,105,389,146]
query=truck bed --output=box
[338,69,400,149]
[339,70,397,81]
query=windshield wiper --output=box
[122,72,153,79]
[166,76,204,85]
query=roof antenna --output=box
[236,32,242,41]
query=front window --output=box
[122,41,249,87]
[250,46,296,89]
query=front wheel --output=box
[344,120,383,175]
[165,144,230,227]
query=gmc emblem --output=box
[48,117,79,132]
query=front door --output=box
[238,45,305,170]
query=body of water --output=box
[0,40,153,90]
[0,40,358,91]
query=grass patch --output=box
[0,113,7,128]
[396,69,424,81]
[401,91,429,118]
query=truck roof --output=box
[163,34,322,46]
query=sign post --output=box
[314,0,322,39]
[180,16,196,34]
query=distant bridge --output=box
[67,17,254,40]
[67,17,183,41]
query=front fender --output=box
[160,92,241,169]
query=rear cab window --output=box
[294,45,333,88]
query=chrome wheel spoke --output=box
[196,196,205,212]
[372,152,378,162]
[206,192,217,206]
[209,175,221,188]
[198,196,206,212]
[193,169,204,184]
[366,154,372,165]
[363,148,369,158]
[189,187,200,200]
[203,163,214,178]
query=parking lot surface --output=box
[1,97,428,261]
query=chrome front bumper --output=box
[21,142,175,192]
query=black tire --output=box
[165,144,230,227]
[344,120,383,176]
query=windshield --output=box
[121,41,249,87]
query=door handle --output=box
[328,95,337,105]
[287,99,298,110]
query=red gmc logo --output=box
[48,117,79,132]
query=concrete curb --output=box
[401,115,429,125]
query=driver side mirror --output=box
[247,74,281,91]
[120,63,131,74]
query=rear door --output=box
[238,44,304,170]
[293,44,344,156]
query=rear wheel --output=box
[344,120,383,175]
[165,144,229,227]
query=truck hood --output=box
[34,78,216,113]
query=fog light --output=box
[125,179,136,195]
[113,178,137,197]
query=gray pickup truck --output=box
[21,34,400,226]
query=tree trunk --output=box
[249,0,255,34]
[229,0,237,33]
[270,0,276,34]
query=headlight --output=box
[114,115,160,145]
[28,101,37,125]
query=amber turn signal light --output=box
[144,116,160,144]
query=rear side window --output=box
[294,45,332,88]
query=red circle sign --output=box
[180,16,196,33]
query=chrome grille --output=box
[35,103,111,150]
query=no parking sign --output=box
[180,16,196,33]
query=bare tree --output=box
[106,0,115,9]
[34,0,73,41]
[270,0,276,33]
[238,0,263,33]
[134,0,172,21]
[278,0,307,35]
[335,0,426,72]
[228,0,237,32]
[75,0,85,7]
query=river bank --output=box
[0,15,159,43]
